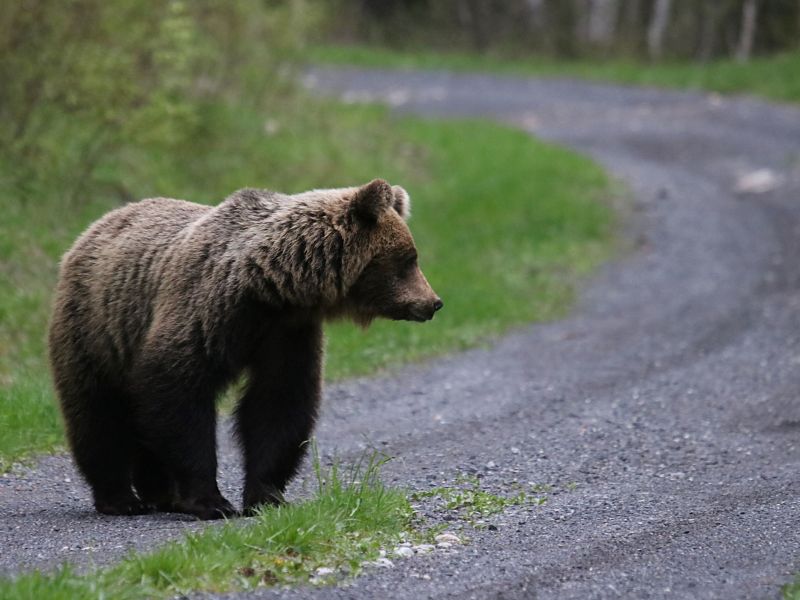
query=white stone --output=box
[365,557,395,568]
[434,532,462,544]
[735,168,782,194]
[394,546,414,558]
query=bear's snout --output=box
[406,296,443,322]
[402,265,442,321]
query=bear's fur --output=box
[48,179,441,519]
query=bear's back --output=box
[51,198,213,371]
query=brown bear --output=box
[48,179,442,520]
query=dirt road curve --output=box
[2,68,799,599]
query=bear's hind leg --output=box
[130,362,236,520]
[236,322,323,515]
[58,379,149,516]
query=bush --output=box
[0,0,317,202]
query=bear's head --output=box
[338,179,443,327]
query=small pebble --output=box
[394,546,414,558]
[369,557,394,568]
[434,532,462,544]
[315,567,335,576]
[414,544,435,554]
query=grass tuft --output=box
[784,575,800,600]
[411,474,547,527]
[0,375,63,471]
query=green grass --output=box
[0,96,614,468]
[309,44,800,104]
[785,575,800,600]
[0,451,420,598]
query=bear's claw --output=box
[95,496,153,516]
[170,495,238,520]
[242,484,287,516]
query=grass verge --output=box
[0,453,558,597]
[0,451,418,598]
[309,44,800,104]
[1,98,614,468]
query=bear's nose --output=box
[433,298,444,312]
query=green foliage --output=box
[0,449,416,597]
[311,44,800,105]
[0,376,63,471]
[0,0,314,198]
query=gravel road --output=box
[2,67,799,599]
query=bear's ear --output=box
[391,185,411,221]
[350,179,393,225]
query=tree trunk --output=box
[618,0,646,55]
[736,0,758,62]
[696,0,723,62]
[458,0,490,52]
[525,0,546,29]
[545,0,579,57]
[647,0,672,60]
[587,0,618,46]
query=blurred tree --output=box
[457,0,491,52]
[586,0,619,46]
[736,0,758,61]
[647,0,672,59]
[545,0,579,57]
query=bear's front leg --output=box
[236,322,323,515]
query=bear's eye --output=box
[399,253,417,276]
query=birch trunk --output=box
[647,0,672,59]
[587,0,618,45]
[736,0,758,62]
